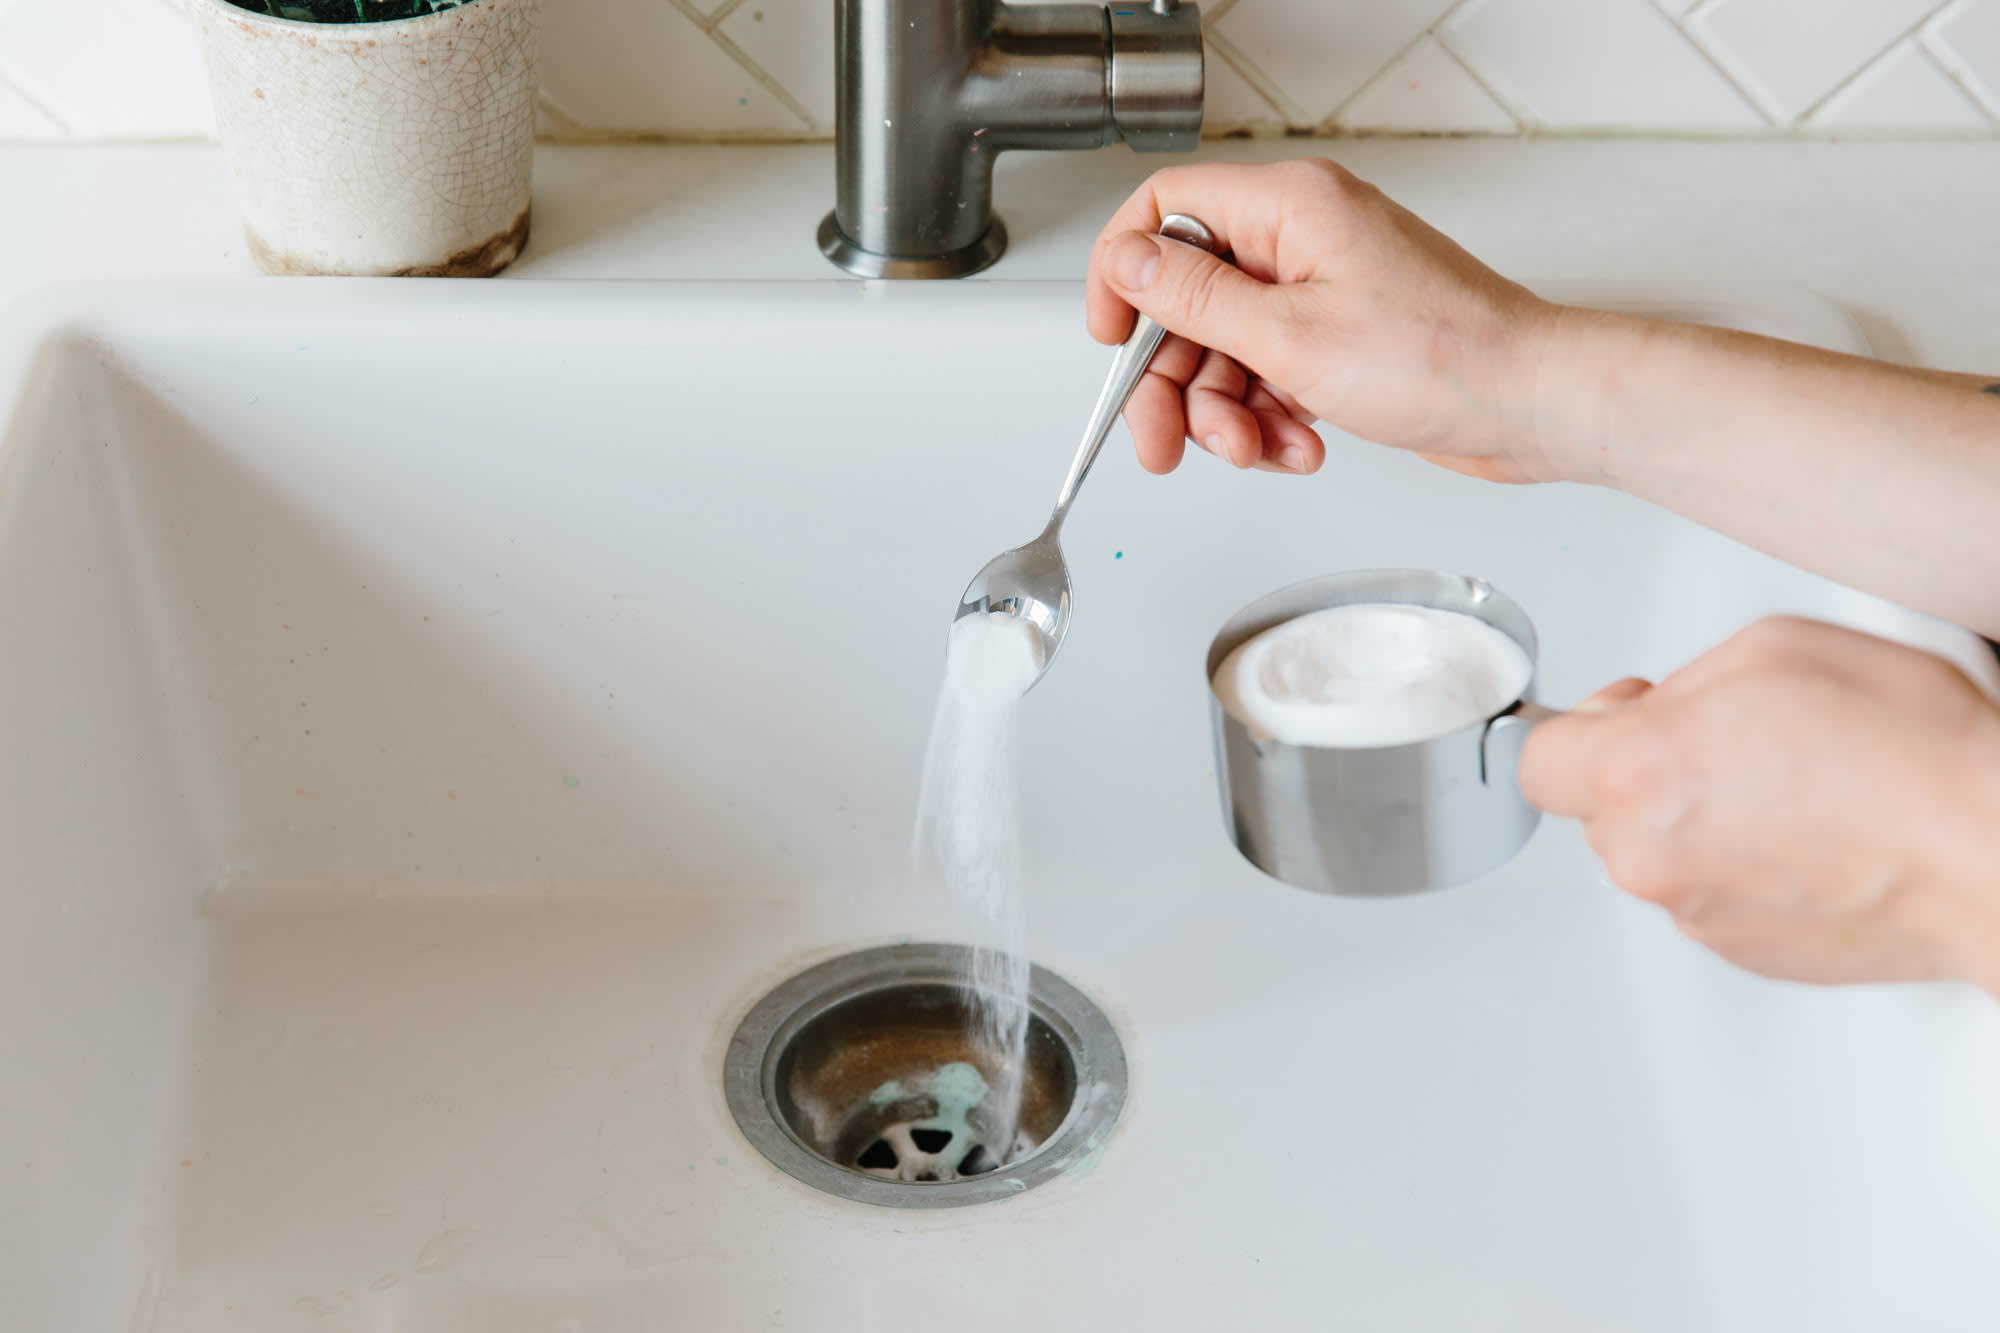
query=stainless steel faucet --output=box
[818,0,1205,279]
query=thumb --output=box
[1518,679,1656,818]
[1101,231,1300,384]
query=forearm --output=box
[1528,306,2000,640]
[1941,713,2000,1001]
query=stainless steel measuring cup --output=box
[1205,569,1561,897]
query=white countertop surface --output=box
[10,140,2000,374]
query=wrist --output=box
[1518,303,1660,490]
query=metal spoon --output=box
[953,213,1219,683]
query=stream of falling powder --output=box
[913,612,1045,1165]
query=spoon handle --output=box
[1048,213,1220,527]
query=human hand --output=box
[1521,617,2000,996]
[1084,159,1558,481]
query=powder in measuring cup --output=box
[1212,603,1532,748]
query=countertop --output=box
[9,139,2000,375]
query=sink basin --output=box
[4,278,1998,1332]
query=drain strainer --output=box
[724,942,1127,1209]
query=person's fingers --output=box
[1246,410,1326,474]
[1518,700,1657,819]
[1122,372,1188,474]
[1244,378,1306,423]
[1245,381,1326,472]
[1085,161,1318,344]
[1145,332,1205,388]
[1184,348,1259,468]
[1097,230,1308,391]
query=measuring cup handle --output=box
[1048,213,1221,525]
[1480,700,1567,789]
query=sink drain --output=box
[724,942,1127,1209]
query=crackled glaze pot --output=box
[186,0,540,276]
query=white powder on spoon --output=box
[1213,603,1533,748]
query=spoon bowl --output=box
[955,523,1069,666]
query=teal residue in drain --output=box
[562,774,580,789]
[870,1064,988,1134]
[928,1062,987,1111]
[1114,551,1122,559]
[716,1156,729,1167]
[915,1062,991,1142]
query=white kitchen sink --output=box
[3,279,1998,1333]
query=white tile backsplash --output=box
[1694,0,1940,120]
[538,0,807,134]
[1445,0,1764,129]
[720,0,833,131]
[0,0,214,138]
[1213,0,1460,126]
[1339,35,1516,134]
[1200,39,1288,132]
[0,0,1992,142]
[1811,38,1990,130]
[1927,0,2000,114]
[0,66,62,139]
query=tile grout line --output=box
[1202,26,1307,128]
[1920,0,2000,121]
[707,21,822,132]
[1428,39,1526,134]
[1420,0,1529,132]
[535,88,585,134]
[0,60,78,136]
[659,0,819,134]
[1804,33,1991,129]
[1786,0,1960,123]
[1320,8,1462,133]
[1433,0,1543,131]
[1668,0,1787,126]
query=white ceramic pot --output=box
[185,0,540,276]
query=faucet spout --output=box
[819,0,1203,279]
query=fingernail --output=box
[1572,698,1611,715]
[1278,445,1307,474]
[1107,232,1161,291]
[1204,434,1234,467]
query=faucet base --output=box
[818,212,1009,280]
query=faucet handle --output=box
[1108,1,1204,153]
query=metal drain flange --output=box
[724,942,1127,1209]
